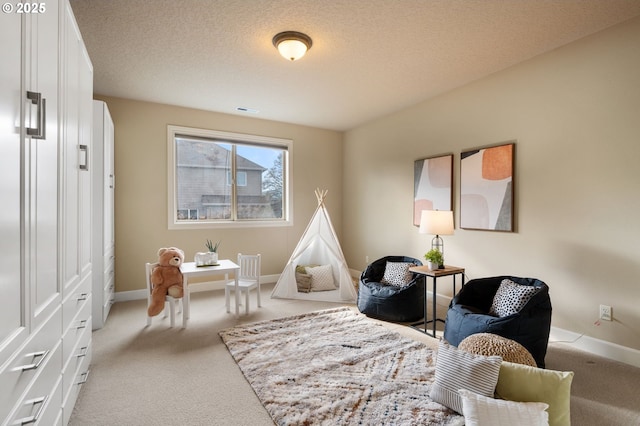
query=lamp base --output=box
[431,235,444,254]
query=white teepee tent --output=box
[271,189,357,302]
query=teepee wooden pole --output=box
[315,188,328,206]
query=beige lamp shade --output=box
[419,210,454,235]
[419,210,454,258]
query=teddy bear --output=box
[147,247,185,317]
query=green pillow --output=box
[295,272,312,293]
[295,264,318,274]
[495,361,573,426]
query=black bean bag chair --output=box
[443,276,552,368]
[357,256,425,322]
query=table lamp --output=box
[419,210,454,256]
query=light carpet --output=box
[219,307,463,426]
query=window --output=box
[177,209,199,220]
[227,171,247,186]
[167,125,292,229]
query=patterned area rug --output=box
[219,307,463,425]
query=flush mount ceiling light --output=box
[272,31,312,61]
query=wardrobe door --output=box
[60,0,91,304]
[91,100,115,329]
[25,0,62,330]
[1,3,64,422]
[0,11,26,364]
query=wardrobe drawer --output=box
[3,340,62,426]
[62,321,91,378]
[10,377,62,426]
[7,379,62,426]
[62,299,92,363]
[61,340,92,425]
[62,277,91,332]
[0,308,61,418]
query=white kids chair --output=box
[225,254,261,315]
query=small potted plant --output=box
[195,239,220,266]
[424,249,444,271]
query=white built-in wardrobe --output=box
[0,0,95,423]
[92,100,115,330]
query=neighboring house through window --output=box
[167,125,291,229]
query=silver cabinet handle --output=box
[12,396,47,425]
[77,292,88,301]
[26,91,46,140]
[79,144,89,170]
[76,346,89,358]
[78,370,90,385]
[76,319,88,329]
[13,350,49,371]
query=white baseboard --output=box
[549,327,640,369]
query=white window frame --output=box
[167,125,293,229]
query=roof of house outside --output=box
[176,139,265,172]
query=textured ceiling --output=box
[70,0,640,131]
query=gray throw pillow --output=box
[430,340,502,414]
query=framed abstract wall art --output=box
[460,142,514,231]
[413,154,453,226]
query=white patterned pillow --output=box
[459,389,549,426]
[430,340,502,414]
[489,279,539,317]
[380,262,414,286]
[305,264,336,291]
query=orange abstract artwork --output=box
[460,143,514,231]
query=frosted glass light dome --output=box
[272,31,312,61]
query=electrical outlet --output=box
[365,256,369,264]
[599,304,612,321]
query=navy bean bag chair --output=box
[443,276,552,368]
[357,256,425,322]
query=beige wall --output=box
[102,16,639,353]
[342,16,640,351]
[98,96,343,293]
